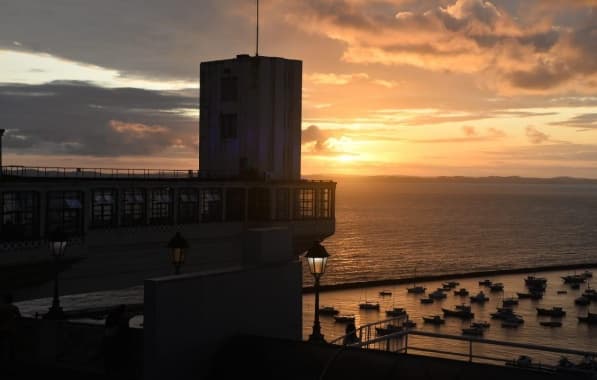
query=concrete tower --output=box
[199,54,302,180]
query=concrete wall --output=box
[143,262,302,380]
[143,228,302,380]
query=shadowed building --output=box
[199,54,302,180]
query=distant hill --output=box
[303,174,597,185]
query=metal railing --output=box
[331,326,597,373]
[1,165,197,179]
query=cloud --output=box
[0,81,198,157]
[462,126,477,136]
[283,0,597,93]
[306,72,369,85]
[525,126,550,144]
[551,113,597,131]
[411,126,506,143]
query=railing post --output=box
[404,332,408,354]
[469,339,472,363]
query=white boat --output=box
[319,306,339,316]
[334,314,356,323]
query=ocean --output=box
[302,178,597,363]
[303,178,597,287]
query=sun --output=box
[337,154,356,163]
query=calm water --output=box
[302,269,597,364]
[302,179,597,363]
[304,179,597,287]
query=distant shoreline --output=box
[305,174,597,185]
[301,262,597,293]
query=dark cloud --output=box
[0,0,255,81]
[0,81,198,156]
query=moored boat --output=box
[375,324,402,336]
[423,315,445,325]
[385,307,407,317]
[420,298,434,304]
[470,291,489,303]
[540,321,562,327]
[471,320,490,329]
[359,301,380,310]
[502,297,519,307]
[536,307,566,317]
[379,290,392,297]
[442,305,474,319]
[479,279,492,286]
[462,326,484,336]
[454,288,469,296]
[319,306,340,316]
[334,314,356,323]
[490,282,504,292]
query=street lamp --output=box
[168,232,188,275]
[305,240,330,343]
[44,228,68,320]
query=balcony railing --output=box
[331,322,597,375]
[1,166,203,179]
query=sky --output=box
[1,0,597,178]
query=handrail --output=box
[330,326,597,368]
[1,165,336,184]
[329,315,408,345]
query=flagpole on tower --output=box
[256,0,259,56]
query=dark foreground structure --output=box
[5,318,592,380]
[209,335,593,380]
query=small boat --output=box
[578,312,597,324]
[525,276,547,287]
[581,270,593,278]
[385,307,406,317]
[471,320,490,329]
[429,289,447,300]
[407,286,426,294]
[402,320,417,328]
[470,291,489,303]
[562,274,586,284]
[423,315,445,325]
[454,288,469,296]
[502,297,519,307]
[442,305,474,319]
[375,324,402,336]
[501,318,523,328]
[462,326,484,336]
[490,282,504,292]
[407,268,426,294]
[540,321,562,327]
[334,314,355,323]
[442,281,459,289]
[479,279,492,286]
[516,291,543,300]
[359,301,380,310]
[536,307,566,317]
[420,298,434,304]
[379,290,392,297]
[319,306,340,316]
[557,290,568,295]
[491,307,518,320]
[575,296,590,306]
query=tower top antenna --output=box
[256,0,259,56]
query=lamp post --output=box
[305,240,330,343]
[168,232,188,275]
[44,228,68,320]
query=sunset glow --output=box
[1,0,597,177]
